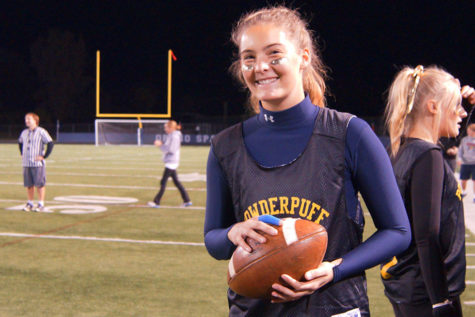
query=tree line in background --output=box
[0,29,181,125]
[1,29,91,124]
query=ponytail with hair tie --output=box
[406,65,424,115]
[385,65,460,157]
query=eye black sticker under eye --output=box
[270,57,288,65]
[242,64,254,71]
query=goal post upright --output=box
[167,49,177,120]
[95,49,174,119]
[96,50,101,118]
[95,50,176,145]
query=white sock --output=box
[27,200,33,205]
[38,200,44,206]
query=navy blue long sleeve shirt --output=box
[204,96,411,282]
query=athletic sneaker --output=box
[34,205,45,212]
[147,201,160,208]
[23,203,34,212]
[183,201,193,207]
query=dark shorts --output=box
[460,164,475,180]
[23,166,46,187]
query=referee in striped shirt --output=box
[18,112,54,212]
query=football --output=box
[227,218,328,299]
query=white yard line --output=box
[0,164,201,172]
[87,158,205,163]
[2,171,160,179]
[0,198,60,204]
[0,199,206,210]
[9,164,160,171]
[0,181,205,191]
[49,166,204,172]
[0,156,205,163]
[0,232,204,246]
[1,171,206,181]
[130,204,205,210]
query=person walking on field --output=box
[458,122,475,200]
[148,120,192,208]
[18,112,54,212]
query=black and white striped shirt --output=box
[18,127,53,167]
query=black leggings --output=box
[153,168,190,204]
[390,296,462,317]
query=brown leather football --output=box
[227,218,327,299]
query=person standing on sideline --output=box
[383,66,473,317]
[148,120,192,208]
[18,112,54,212]
[458,122,475,200]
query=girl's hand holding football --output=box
[271,258,342,303]
[228,217,278,253]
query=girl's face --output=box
[439,92,466,138]
[164,124,172,134]
[239,23,308,111]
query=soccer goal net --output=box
[95,119,169,146]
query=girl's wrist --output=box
[330,258,343,282]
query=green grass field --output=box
[0,144,474,316]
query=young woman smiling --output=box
[204,6,411,316]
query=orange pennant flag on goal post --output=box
[170,50,177,61]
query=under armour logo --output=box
[264,114,275,123]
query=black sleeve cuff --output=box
[44,142,54,159]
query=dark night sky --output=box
[0,0,474,123]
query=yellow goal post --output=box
[95,50,176,119]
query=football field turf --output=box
[0,144,474,316]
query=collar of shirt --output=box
[257,95,319,129]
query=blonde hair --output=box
[385,65,461,156]
[230,6,327,113]
[166,120,181,131]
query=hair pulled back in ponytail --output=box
[385,65,461,156]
